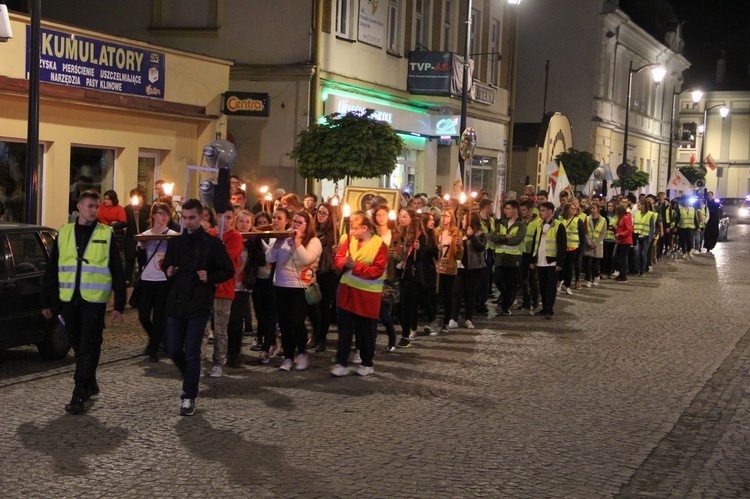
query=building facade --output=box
[40,0,518,200]
[675,91,750,198]
[512,0,689,195]
[0,11,231,228]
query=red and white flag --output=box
[706,154,718,171]
[545,160,559,191]
[689,153,696,165]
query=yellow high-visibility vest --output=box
[339,234,386,293]
[57,223,113,303]
[678,207,696,229]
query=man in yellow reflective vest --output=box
[676,197,697,258]
[490,200,527,316]
[42,190,126,414]
[519,200,541,311]
[476,198,496,313]
[530,202,567,319]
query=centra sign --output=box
[221,92,270,117]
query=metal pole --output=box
[506,6,520,193]
[622,63,633,168]
[665,86,677,195]
[698,108,707,171]
[459,0,473,184]
[542,60,549,118]
[24,0,41,224]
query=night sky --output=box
[669,0,750,90]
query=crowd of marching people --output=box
[44,175,723,416]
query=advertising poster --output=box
[26,27,165,99]
[358,0,386,48]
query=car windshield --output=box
[722,198,745,206]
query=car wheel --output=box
[37,319,71,360]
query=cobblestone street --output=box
[1,227,748,498]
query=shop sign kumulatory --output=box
[25,27,165,99]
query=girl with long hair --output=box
[266,209,322,370]
[397,208,426,348]
[308,202,340,352]
[135,202,179,361]
[449,211,486,329]
[373,205,403,351]
[419,211,439,334]
[435,208,463,334]
[252,211,279,363]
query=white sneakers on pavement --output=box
[356,365,374,376]
[331,364,350,377]
[294,353,309,371]
[464,320,475,329]
[447,319,458,329]
[279,359,294,371]
[209,365,223,378]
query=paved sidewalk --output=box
[1,231,749,497]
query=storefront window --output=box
[0,141,43,223]
[69,147,115,214]
[466,155,495,195]
[384,149,418,194]
[138,150,161,203]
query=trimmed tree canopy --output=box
[291,109,405,183]
[554,148,599,188]
[678,165,707,185]
[611,170,650,192]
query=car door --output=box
[5,231,49,346]
[0,233,21,349]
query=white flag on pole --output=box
[551,161,572,207]
[667,169,693,193]
[452,163,464,197]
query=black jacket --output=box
[162,227,234,318]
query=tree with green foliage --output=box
[677,165,707,185]
[611,170,650,192]
[554,148,599,190]
[291,109,405,183]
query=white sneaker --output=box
[279,359,293,371]
[408,331,418,341]
[429,329,440,336]
[565,287,573,295]
[351,351,362,364]
[356,365,374,376]
[209,365,223,378]
[464,320,475,329]
[331,364,350,377]
[585,281,592,288]
[294,353,309,371]
[447,319,458,329]
[593,277,600,286]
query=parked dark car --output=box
[0,223,70,359]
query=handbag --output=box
[129,238,163,308]
[381,280,400,304]
[291,247,322,305]
[304,281,323,305]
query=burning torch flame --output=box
[343,204,351,218]
[131,195,140,207]
[163,183,174,196]
[388,210,396,221]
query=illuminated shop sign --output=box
[434,117,459,135]
[221,92,270,117]
[26,27,165,99]
[337,100,393,123]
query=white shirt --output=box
[536,222,553,267]
[137,228,178,281]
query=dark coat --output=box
[162,227,234,318]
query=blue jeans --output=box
[166,315,210,400]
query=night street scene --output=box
[1,0,748,497]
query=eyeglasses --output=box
[317,211,329,217]
[292,219,306,225]
[154,211,170,216]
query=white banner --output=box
[358,1,386,48]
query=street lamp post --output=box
[666,89,702,194]
[698,103,729,172]
[621,62,666,182]
[458,0,473,184]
